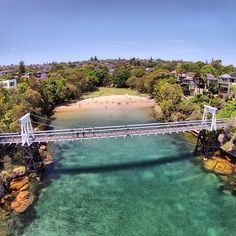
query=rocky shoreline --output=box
[203,150,236,194]
[199,123,236,194]
[0,144,53,235]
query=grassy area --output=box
[83,87,148,99]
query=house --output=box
[108,68,115,75]
[0,70,12,77]
[205,73,217,82]
[178,72,197,95]
[24,72,33,78]
[1,79,17,89]
[35,72,47,80]
[145,67,155,72]
[203,73,218,91]
[218,72,236,94]
[179,72,219,96]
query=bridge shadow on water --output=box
[52,152,196,175]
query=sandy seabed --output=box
[54,95,155,112]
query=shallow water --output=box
[13,106,236,236]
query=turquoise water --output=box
[12,106,236,235]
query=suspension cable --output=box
[30,114,54,122]
[31,120,65,130]
[30,114,66,129]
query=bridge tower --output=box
[201,105,217,131]
[20,113,35,146]
[20,113,41,172]
[195,105,220,158]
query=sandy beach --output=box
[54,95,155,112]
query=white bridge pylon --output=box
[20,113,35,146]
[202,105,217,131]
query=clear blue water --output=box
[12,106,236,236]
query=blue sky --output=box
[0,0,236,65]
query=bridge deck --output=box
[0,119,226,145]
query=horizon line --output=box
[0,56,235,67]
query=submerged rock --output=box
[0,208,11,221]
[219,175,228,182]
[11,191,34,214]
[10,177,29,191]
[0,222,8,236]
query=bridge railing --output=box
[0,119,227,144]
[11,120,206,136]
[0,119,226,136]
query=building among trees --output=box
[218,72,236,94]
[1,79,17,89]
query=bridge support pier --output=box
[22,143,43,172]
[195,105,220,158]
[195,129,220,159]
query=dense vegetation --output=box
[0,58,235,132]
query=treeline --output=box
[0,67,102,131]
[0,58,235,132]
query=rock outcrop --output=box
[11,166,26,178]
[221,136,236,154]
[39,145,54,166]
[43,154,54,166]
[11,191,34,214]
[203,157,235,175]
[9,177,29,191]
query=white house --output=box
[1,79,17,89]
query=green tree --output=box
[176,62,196,73]
[94,68,109,86]
[220,65,235,75]
[153,79,183,120]
[144,69,173,94]
[208,81,218,94]
[229,85,236,94]
[113,68,131,87]
[217,100,236,118]
[211,59,222,70]
[200,65,216,75]
[23,88,44,114]
[131,67,145,78]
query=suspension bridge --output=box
[0,105,227,146]
[0,105,231,171]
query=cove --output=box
[13,105,236,236]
